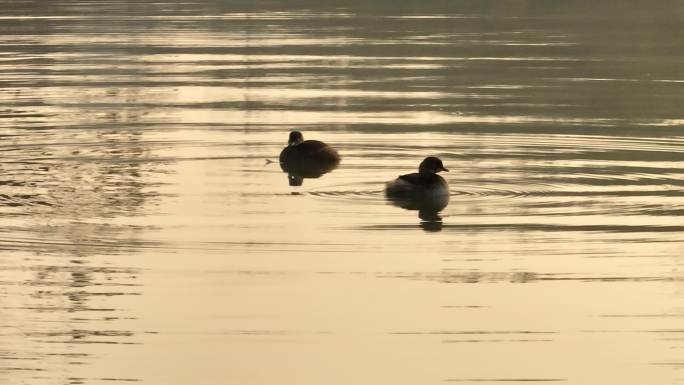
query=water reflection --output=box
[0,108,161,382]
[280,159,340,186]
[419,209,445,232]
[1,1,684,384]
[386,193,449,232]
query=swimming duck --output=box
[279,131,340,165]
[385,156,449,199]
[385,156,449,232]
[279,131,340,186]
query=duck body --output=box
[279,131,340,186]
[386,172,449,200]
[385,156,450,211]
[279,139,340,167]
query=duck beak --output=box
[440,166,449,172]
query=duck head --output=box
[418,156,449,175]
[288,131,304,146]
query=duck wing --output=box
[386,172,421,197]
[299,140,340,162]
[397,172,424,184]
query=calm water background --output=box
[1,1,683,384]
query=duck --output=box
[385,156,449,200]
[385,156,450,232]
[279,131,340,165]
[279,131,340,186]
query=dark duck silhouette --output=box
[385,156,449,199]
[385,156,450,232]
[279,131,340,186]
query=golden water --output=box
[1,1,683,384]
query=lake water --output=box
[1,1,683,384]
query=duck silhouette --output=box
[279,131,340,186]
[385,156,450,232]
[385,156,449,199]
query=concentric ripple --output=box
[296,132,684,223]
[1,2,684,385]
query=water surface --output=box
[1,1,683,384]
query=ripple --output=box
[308,189,385,200]
[306,182,386,203]
[1,3,683,385]
[450,182,562,200]
[446,379,566,383]
[298,132,684,221]
[379,270,683,284]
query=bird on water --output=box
[279,131,340,165]
[279,131,340,186]
[385,156,449,199]
[385,156,450,232]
